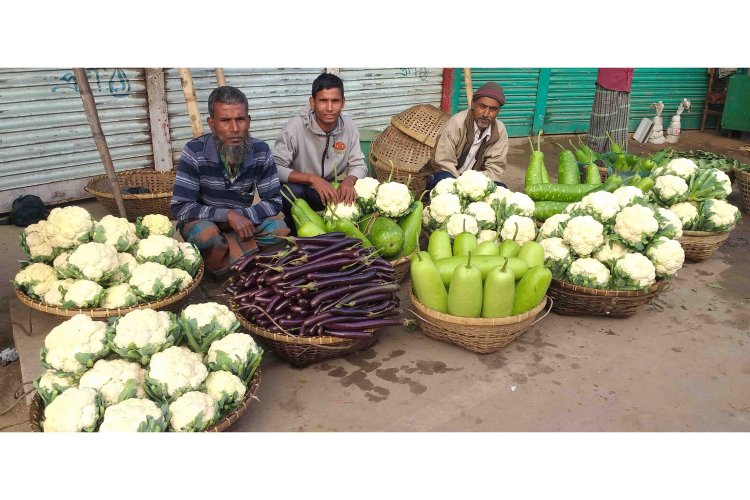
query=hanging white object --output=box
[648,101,666,144]
[665,98,691,144]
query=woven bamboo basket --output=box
[234,312,377,368]
[408,289,550,354]
[678,228,734,262]
[390,104,450,148]
[14,263,204,319]
[736,169,750,214]
[85,169,176,222]
[546,279,670,317]
[29,367,261,432]
[390,255,411,283]
[369,125,433,198]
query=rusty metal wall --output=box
[0,68,153,211]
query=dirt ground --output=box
[1,129,748,433]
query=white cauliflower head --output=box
[614,205,659,249]
[484,186,511,206]
[324,201,361,222]
[374,181,412,218]
[562,215,605,257]
[655,207,684,239]
[41,278,75,307]
[100,283,139,309]
[135,234,183,267]
[206,332,262,383]
[430,177,457,198]
[646,237,685,278]
[136,214,173,238]
[14,263,58,299]
[580,191,621,223]
[176,242,202,277]
[669,201,700,230]
[429,193,462,224]
[111,252,139,283]
[180,302,240,353]
[503,192,536,218]
[537,213,571,240]
[710,169,733,196]
[699,199,740,232]
[65,242,120,283]
[455,170,495,202]
[109,309,181,365]
[205,370,247,412]
[99,398,167,432]
[78,358,147,407]
[663,158,698,180]
[465,201,496,230]
[34,369,78,406]
[354,177,380,213]
[446,213,479,238]
[20,221,56,263]
[42,387,102,432]
[62,279,105,309]
[567,257,611,289]
[128,262,180,301]
[146,346,208,402]
[651,175,689,206]
[539,237,573,280]
[500,215,537,246]
[41,314,109,375]
[43,206,94,250]
[613,186,649,208]
[171,268,193,291]
[53,251,72,278]
[593,240,629,267]
[476,229,499,245]
[612,253,657,290]
[92,215,139,252]
[168,391,217,432]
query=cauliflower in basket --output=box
[699,199,740,232]
[63,242,120,283]
[446,213,479,239]
[651,175,689,206]
[354,176,380,214]
[477,229,499,245]
[100,283,139,309]
[128,262,180,302]
[374,181,413,218]
[579,191,621,223]
[108,309,182,365]
[324,201,361,222]
[662,157,698,181]
[429,177,457,199]
[43,206,94,250]
[455,170,495,202]
[41,279,75,307]
[500,215,537,246]
[53,251,73,278]
[537,213,571,240]
[484,186,511,206]
[500,192,536,219]
[135,234,183,268]
[668,201,699,230]
[14,263,58,300]
[205,370,247,413]
[78,358,147,407]
[145,346,208,403]
[99,398,167,432]
[646,237,685,278]
[20,221,56,263]
[92,215,139,252]
[654,207,684,240]
[40,314,109,375]
[465,201,496,230]
[613,186,649,208]
[567,257,611,289]
[711,169,733,196]
[179,302,240,353]
[562,215,604,257]
[110,252,139,283]
[612,253,657,291]
[62,280,105,309]
[42,387,103,432]
[593,240,629,268]
[33,369,78,406]
[539,237,573,280]
[168,391,218,432]
[176,242,202,277]
[614,205,659,250]
[135,214,173,239]
[171,268,194,292]
[429,193,463,225]
[206,332,262,384]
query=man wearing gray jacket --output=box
[272,72,368,233]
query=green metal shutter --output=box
[630,68,710,130]
[454,68,540,137]
[542,68,598,134]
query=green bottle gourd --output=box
[481,260,515,318]
[411,252,448,313]
[428,229,452,261]
[447,252,483,318]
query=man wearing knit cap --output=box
[428,81,509,189]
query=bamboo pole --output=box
[464,68,473,104]
[179,68,204,137]
[215,68,226,87]
[73,68,127,219]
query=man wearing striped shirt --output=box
[171,86,288,279]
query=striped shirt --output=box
[171,134,282,224]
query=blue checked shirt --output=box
[171,134,283,224]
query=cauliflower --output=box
[92,215,139,252]
[171,268,194,291]
[654,207,684,240]
[537,213,571,240]
[41,278,75,306]
[135,214,173,239]
[176,242,202,277]
[613,186,649,208]
[651,175,689,206]
[711,169,733,196]
[63,242,120,283]
[580,191,621,223]
[499,192,535,219]
[179,302,240,353]
[646,237,685,278]
[662,157,698,180]
[40,314,109,375]
[110,252,139,283]
[374,181,413,218]
[567,257,611,289]
[669,201,700,230]
[421,205,434,230]
[78,359,147,407]
[62,279,105,309]
[446,213,479,238]
[539,237,573,280]
[699,199,740,232]
[135,234,183,268]
[465,201,496,230]
[43,206,94,250]
[562,202,587,216]
[562,215,604,257]
[593,240,629,268]
[53,251,73,278]
[33,369,78,406]
[613,205,659,250]
[14,262,58,300]
[429,177,457,199]
[455,170,495,202]
[20,221,56,263]
[484,186,511,206]
[324,201,361,222]
[128,261,180,302]
[354,176,380,214]
[477,229,499,245]
[145,346,208,403]
[108,309,181,365]
[612,253,657,290]
[168,391,217,432]
[205,370,247,413]
[428,193,462,225]
[42,387,103,432]
[206,332,262,384]
[99,398,167,432]
[500,215,537,245]
[100,283,139,309]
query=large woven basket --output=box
[390,104,450,148]
[29,367,261,432]
[85,169,176,222]
[390,255,411,283]
[547,279,670,317]
[408,289,550,354]
[235,313,377,368]
[14,263,204,319]
[370,125,432,199]
[679,228,734,262]
[736,169,750,214]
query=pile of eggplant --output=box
[224,233,404,341]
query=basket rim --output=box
[29,366,261,432]
[15,262,204,319]
[85,170,176,201]
[681,227,734,237]
[233,306,360,346]
[551,278,667,297]
[408,288,547,326]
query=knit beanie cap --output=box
[473,82,506,106]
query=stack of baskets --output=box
[370,104,450,199]
[85,169,176,222]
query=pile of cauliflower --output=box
[536,190,685,291]
[15,208,203,310]
[35,302,263,432]
[421,170,538,245]
[649,158,740,233]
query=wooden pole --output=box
[73,68,127,219]
[179,68,204,138]
[215,68,226,87]
[464,68,473,105]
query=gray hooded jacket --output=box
[272,106,368,184]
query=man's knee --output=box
[181,220,228,253]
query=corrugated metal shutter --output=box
[542,68,598,134]
[0,68,153,202]
[630,68,710,130]
[454,68,540,137]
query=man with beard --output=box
[272,72,368,234]
[427,81,509,190]
[171,86,288,279]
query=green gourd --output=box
[411,252,448,313]
[517,241,545,269]
[428,229,452,261]
[512,265,552,315]
[475,240,500,256]
[447,252,483,318]
[481,261,515,318]
[453,220,478,257]
[498,240,521,258]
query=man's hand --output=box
[308,174,339,205]
[337,175,357,205]
[226,210,255,241]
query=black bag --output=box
[0,195,49,227]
